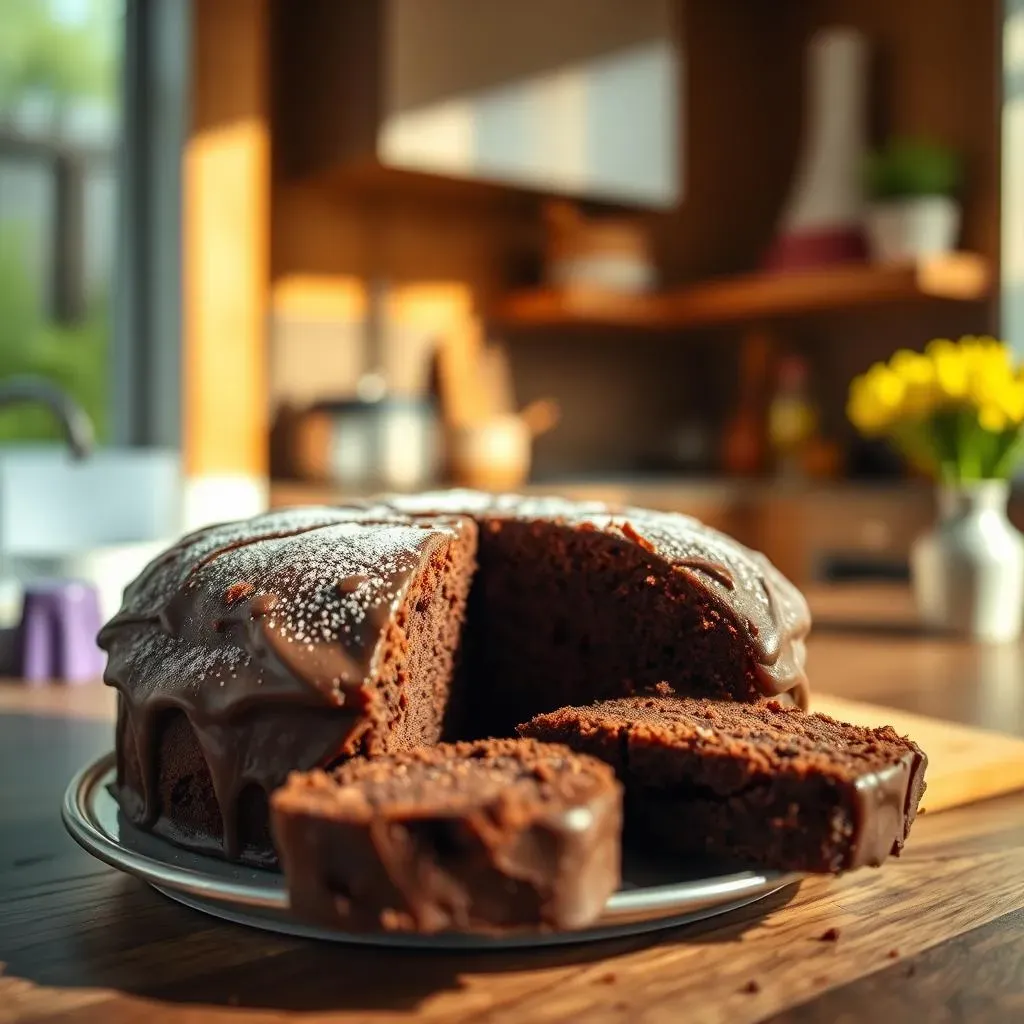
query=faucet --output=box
[0,376,95,459]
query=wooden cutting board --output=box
[812,694,1024,813]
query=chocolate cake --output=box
[385,492,811,736]
[520,695,927,873]
[99,491,811,865]
[270,738,622,933]
[99,508,477,864]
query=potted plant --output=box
[862,139,962,262]
[848,337,1024,642]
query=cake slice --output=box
[270,738,623,933]
[520,695,927,873]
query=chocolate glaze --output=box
[385,491,812,706]
[115,694,362,863]
[100,508,468,857]
[849,747,927,868]
[673,557,736,591]
[101,491,812,864]
[270,739,623,933]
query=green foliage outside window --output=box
[0,0,118,109]
[0,226,109,444]
[0,0,119,445]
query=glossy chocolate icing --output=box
[100,508,468,858]
[270,739,623,933]
[385,491,812,706]
[101,491,812,864]
[849,748,926,868]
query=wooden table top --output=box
[2,586,1023,1023]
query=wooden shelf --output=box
[491,253,992,331]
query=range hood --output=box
[274,0,682,209]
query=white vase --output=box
[865,196,961,263]
[911,482,1024,643]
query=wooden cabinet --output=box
[272,0,680,207]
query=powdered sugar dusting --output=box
[113,507,367,621]
[102,490,809,722]
[100,508,460,715]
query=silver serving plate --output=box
[63,753,801,949]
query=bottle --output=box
[721,331,771,476]
[768,354,818,478]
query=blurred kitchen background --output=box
[0,0,1021,635]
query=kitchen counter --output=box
[1,585,1023,1023]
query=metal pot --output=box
[292,395,442,492]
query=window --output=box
[0,0,123,443]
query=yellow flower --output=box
[889,349,937,418]
[982,379,1024,429]
[972,339,1012,377]
[925,338,969,400]
[847,364,905,434]
[1006,382,1024,424]
[847,336,1024,446]
[979,404,1008,433]
[964,339,1024,431]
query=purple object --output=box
[18,580,106,684]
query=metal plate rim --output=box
[62,752,802,947]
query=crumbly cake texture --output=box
[270,738,623,933]
[385,491,811,736]
[100,490,812,867]
[520,695,928,873]
[100,508,477,864]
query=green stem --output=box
[961,409,980,481]
[992,428,1024,478]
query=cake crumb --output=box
[653,681,675,697]
[887,948,900,960]
[918,807,927,815]
[741,980,761,994]
[597,972,617,984]
[819,927,841,942]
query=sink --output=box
[0,445,183,624]
[0,445,182,554]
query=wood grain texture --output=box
[810,694,1024,813]
[766,908,1024,1024]
[2,590,1024,1022]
